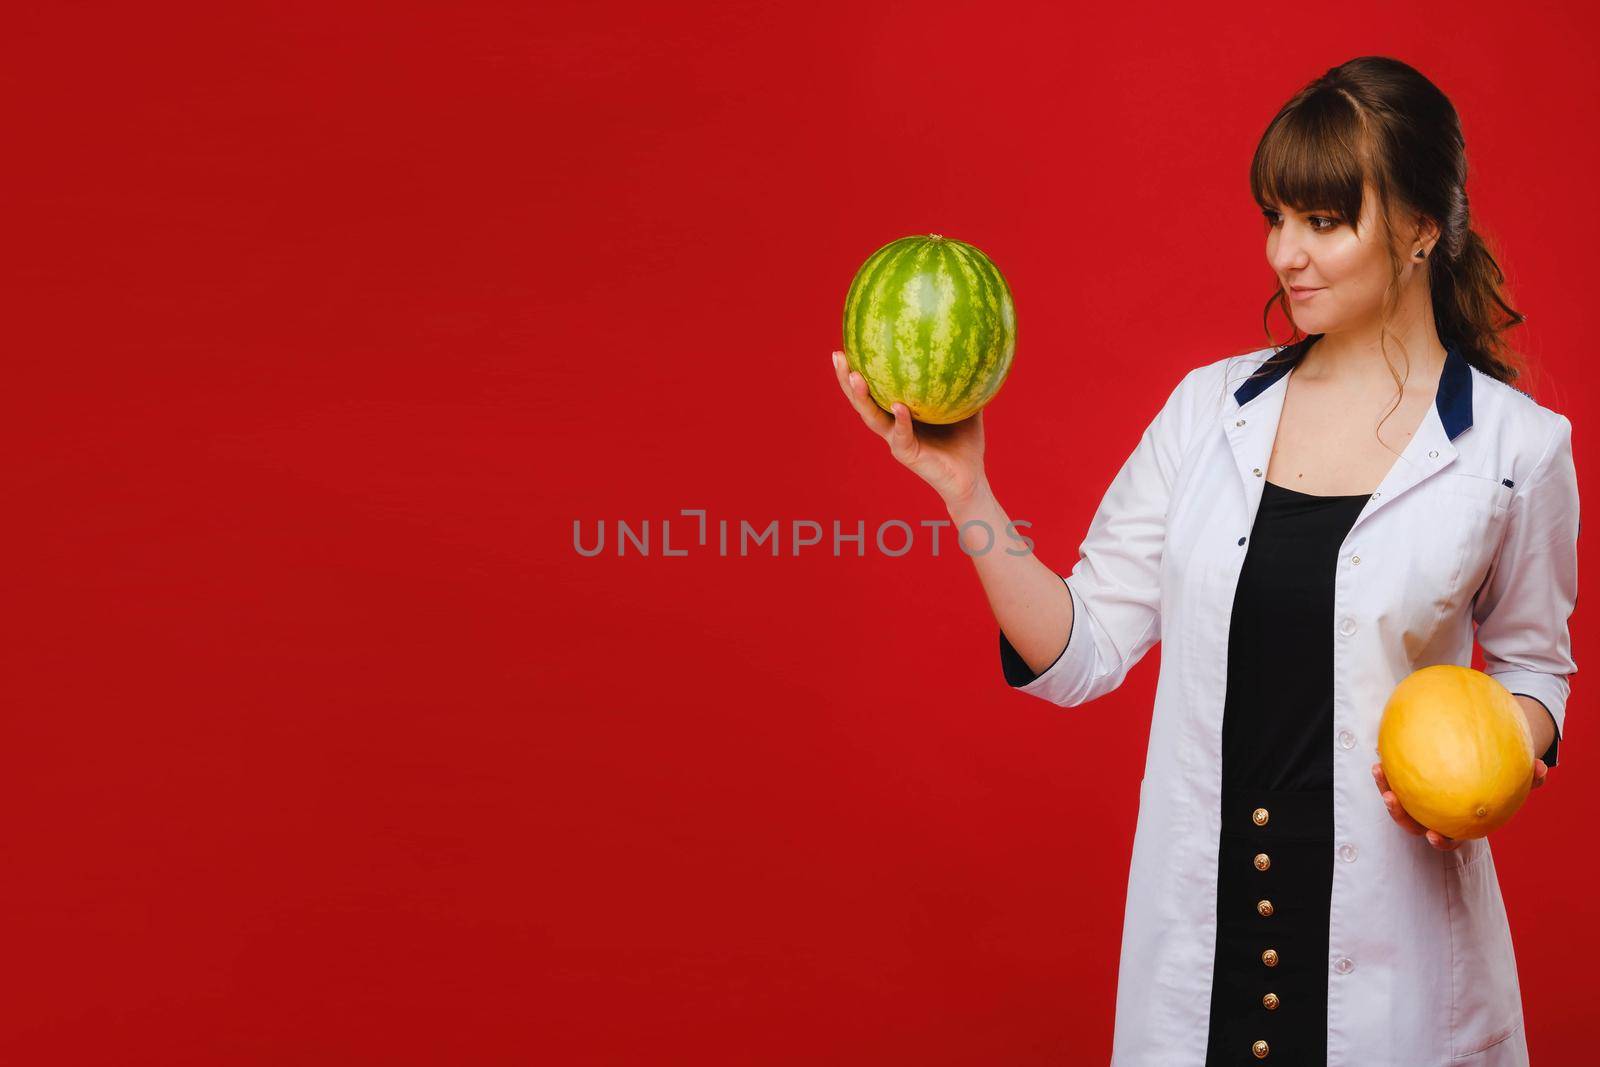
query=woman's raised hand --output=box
[831,350,989,509]
[1370,759,1549,852]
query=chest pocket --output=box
[1366,472,1514,646]
[1434,470,1515,510]
[1433,472,1515,604]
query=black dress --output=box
[1204,478,1371,1066]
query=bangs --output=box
[1250,90,1373,230]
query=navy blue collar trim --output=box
[1232,335,1474,441]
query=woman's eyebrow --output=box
[1259,203,1337,215]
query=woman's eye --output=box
[1260,210,1338,232]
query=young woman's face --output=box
[1262,180,1426,335]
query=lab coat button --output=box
[1262,992,1280,1011]
[1340,843,1358,863]
[1428,449,1439,458]
[1238,536,1247,546]
[1351,555,1361,565]
[1257,898,1274,917]
[1236,419,1246,426]
[1339,618,1357,636]
[1334,956,1355,974]
[1261,948,1279,967]
[1252,1039,1270,1058]
[1252,807,1270,826]
[1338,730,1356,750]
[1252,467,1262,477]
[1253,852,1271,871]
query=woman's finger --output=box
[1426,830,1463,851]
[1532,759,1549,789]
[887,402,918,462]
[831,351,851,394]
[1371,763,1393,797]
[1371,767,1427,835]
[834,354,893,437]
[1380,789,1426,835]
[831,350,862,401]
[851,372,893,435]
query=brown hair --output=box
[1223,56,1533,429]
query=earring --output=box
[1414,248,1427,259]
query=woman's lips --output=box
[1290,286,1323,301]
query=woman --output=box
[829,56,1576,1065]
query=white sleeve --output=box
[1000,366,1200,707]
[1471,413,1580,767]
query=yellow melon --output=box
[1376,665,1535,840]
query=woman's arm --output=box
[1472,413,1578,768]
[980,365,1206,706]
[947,479,1073,677]
[1515,693,1557,764]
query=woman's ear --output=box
[1412,213,1442,253]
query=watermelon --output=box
[840,234,1017,425]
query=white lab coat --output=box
[1002,337,1578,1065]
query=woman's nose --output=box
[1270,236,1308,274]
[1268,222,1316,272]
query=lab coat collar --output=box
[1223,335,1474,532]
[1231,334,1474,441]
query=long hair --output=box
[1222,56,1532,428]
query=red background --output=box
[6,3,1596,1063]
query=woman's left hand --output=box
[1371,759,1549,851]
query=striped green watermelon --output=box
[841,233,1017,425]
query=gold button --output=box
[1253,1039,1270,1058]
[1262,992,1280,1011]
[1257,899,1274,917]
[1261,948,1279,967]
[1252,807,1269,826]
[1253,852,1271,871]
